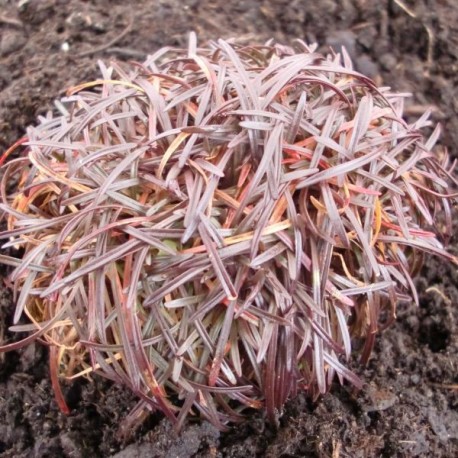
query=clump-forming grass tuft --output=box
[0,36,457,430]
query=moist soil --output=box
[0,1,457,457]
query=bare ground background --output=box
[0,0,457,456]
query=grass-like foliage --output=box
[0,36,457,430]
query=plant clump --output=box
[0,36,456,430]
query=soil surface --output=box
[1,0,457,457]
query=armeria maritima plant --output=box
[0,36,457,430]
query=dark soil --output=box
[0,0,457,456]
